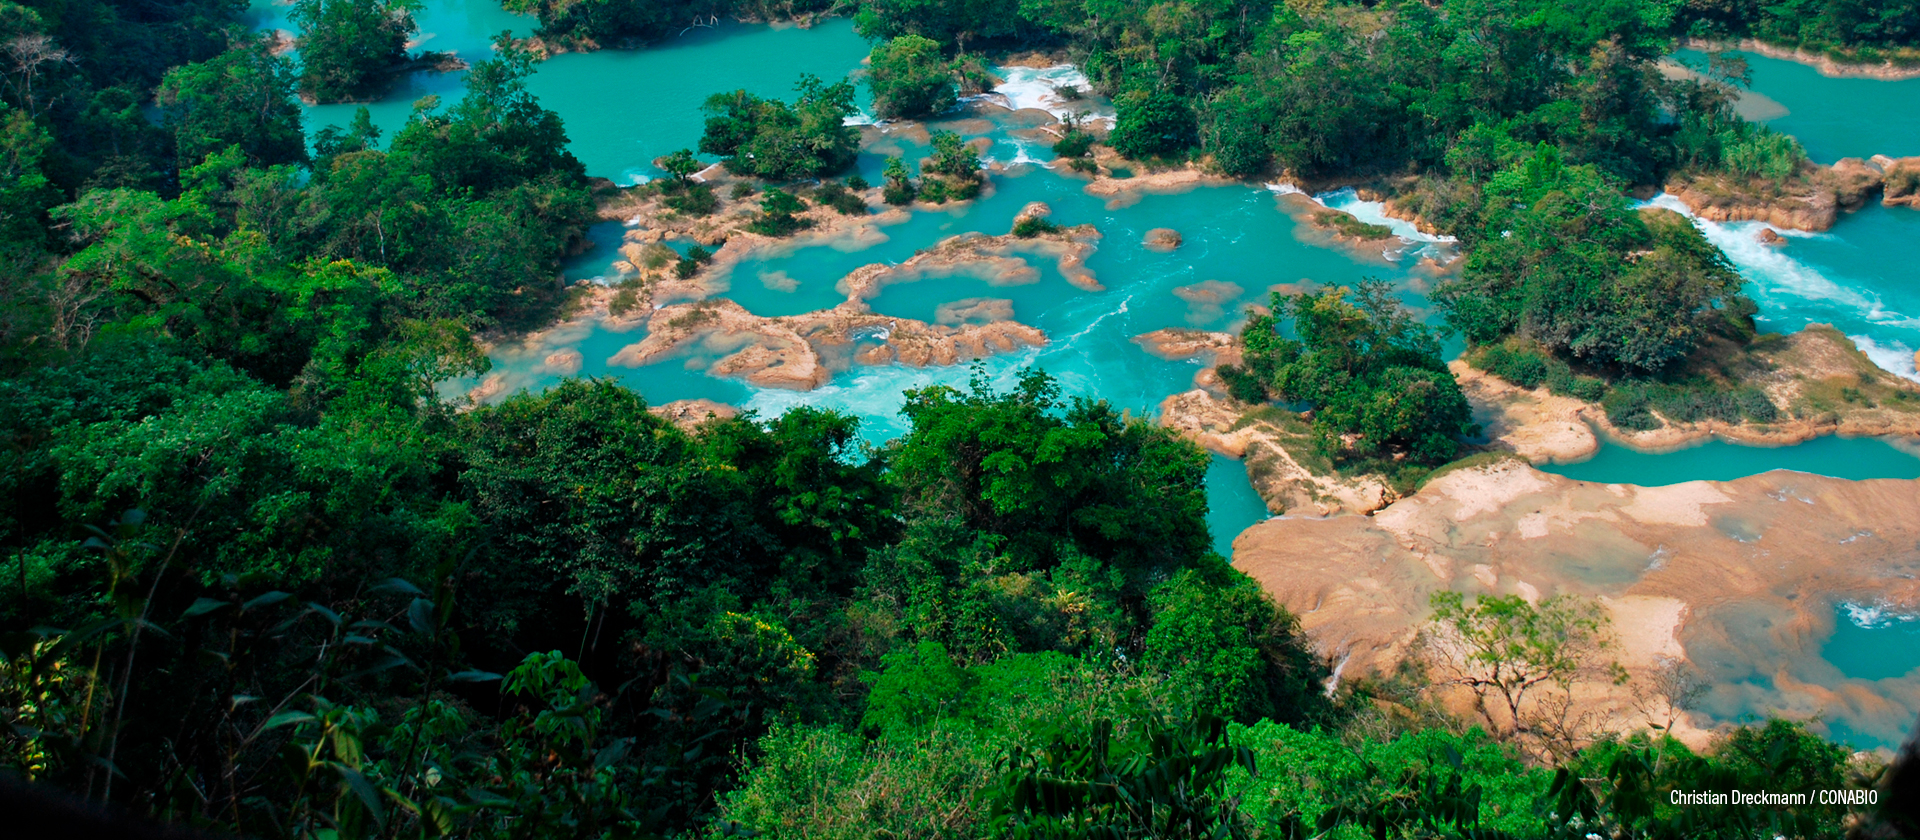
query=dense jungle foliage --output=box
[0,0,1915,837]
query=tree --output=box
[882,154,916,204]
[867,35,956,120]
[156,39,307,170]
[1425,591,1623,760]
[1109,90,1197,160]
[659,147,702,182]
[1435,144,1747,371]
[292,0,419,103]
[698,75,860,180]
[1227,282,1475,466]
[749,187,810,236]
[1143,564,1328,724]
[853,0,1022,49]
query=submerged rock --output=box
[1143,227,1182,251]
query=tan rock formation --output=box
[1755,227,1785,245]
[608,298,1047,390]
[1156,389,1395,516]
[1664,171,1839,231]
[1878,155,1920,209]
[541,349,584,375]
[1143,228,1182,251]
[1232,460,1920,746]
[1132,328,1241,366]
[1459,326,1920,456]
[648,398,739,429]
[1452,362,1600,464]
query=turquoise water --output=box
[1823,603,1920,682]
[522,21,872,182]
[1541,435,1920,485]
[254,0,872,182]
[1649,50,1920,385]
[1674,49,1920,163]
[1204,454,1270,558]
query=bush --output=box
[1215,363,1269,403]
[926,130,981,179]
[663,182,718,215]
[1722,126,1806,184]
[1110,90,1197,159]
[846,173,869,191]
[748,188,813,236]
[868,35,958,120]
[1053,130,1094,159]
[730,181,757,199]
[882,155,916,205]
[920,177,949,204]
[1602,384,1659,431]
[1011,216,1059,238]
[1313,210,1393,240]
[673,244,714,279]
[813,180,869,215]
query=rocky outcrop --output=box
[1828,157,1886,210]
[1879,155,1920,209]
[1143,228,1182,251]
[1460,326,1920,458]
[1663,171,1839,231]
[1156,388,1395,516]
[1233,460,1920,746]
[608,298,1047,390]
[1666,156,1920,231]
[649,398,739,429]
[1132,328,1241,366]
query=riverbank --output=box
[1465,325,1920,464]
[1683,37,1920,81]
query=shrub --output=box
[846,173,870,191]
[1109,90,1197,159]
[1313,210,1393,240]
[730,182,757,199]
[1053,130,1094,159]
[1721,126,1806,184]
[1011,216,1059,238]
[867,35,958,120]
[813,180,869,215]
[663,182,717,215]
[1216,363,1268,403]
[1602,384,1659,430]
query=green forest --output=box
[0,0,1916,836]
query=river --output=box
[253,6,1920,747]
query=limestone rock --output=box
[1826,157,1886,210]
[1756,227,1785,245]
[648,398,739,429]
[1143,227,1183,251]
[1878,155,1920,208]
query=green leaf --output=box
[181,597,231,618]
[263,711,317,730]
[242,591,293,612]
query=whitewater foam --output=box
[973,64,1115,125]
[1642,194,1920,381]
[1842,601,1920,630]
